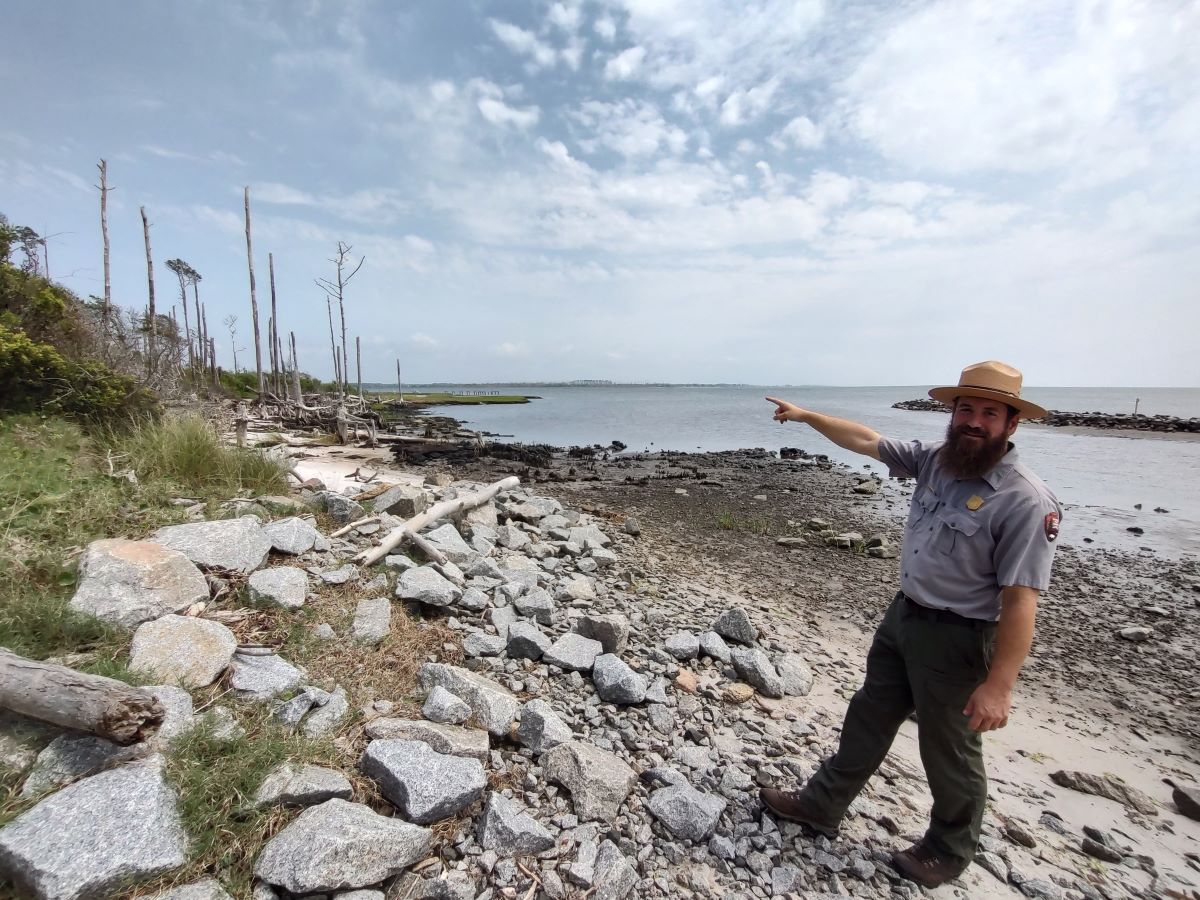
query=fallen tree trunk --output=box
[356,475,520,566]
[0,648,165,745]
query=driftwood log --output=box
[0,648,164,745]
[356,475,520,566]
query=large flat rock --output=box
[153,516,272,574]
[418,664,521,737]
[130,615,237,688]
[247,566,309,610]
[68,539,209,628]
[363,718,490,760]
[542,741,636,823]
[254,762,353,809]
[229,652,304,700]
[360,739,486,824]
[254,799,432,894]
[262,516,322,555]
[0,755,187,900]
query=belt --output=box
[898,593,994,630]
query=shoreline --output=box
[290,434,1200,899]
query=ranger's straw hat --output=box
[928,360,1046,419]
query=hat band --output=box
[957,382,1022,400]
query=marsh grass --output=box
[714,509,773,535]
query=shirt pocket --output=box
[934,511,982,554]
[909,487,938,526]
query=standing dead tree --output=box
[139,207,157,372]
[223,314,240,373]
[95,160,112,331]
[325,296,340,389]
[268,252,280,396]
[166,259,197,374]
[315,241,364,398]
[244,187,265,399]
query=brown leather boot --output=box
[891,840,965,888]
[758,788,839,837]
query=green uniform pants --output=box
[803,593,997,869]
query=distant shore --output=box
[893,398,1200,435]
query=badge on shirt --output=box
[966,495,984,511]
[1044,512,1060,542]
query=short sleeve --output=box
[877,438,938,480]
[994,495,1062,591]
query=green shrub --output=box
[0,323,159,422]
[111,415,289,496]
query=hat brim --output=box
[928,386,1046,419]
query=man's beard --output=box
[940,421,1011,479]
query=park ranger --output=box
[760,360,1062,889]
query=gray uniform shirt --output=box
[878,437,1063,621]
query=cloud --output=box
[775,115,823,150]
[496,341,529,357]
[489,19,558,69]
[547,3,582,32]
[594,15,617,41]
[142,145,247,166]
[604,46,646,80]
[410,332,438,348]
[571,99,688,159]
[478,97,540,129]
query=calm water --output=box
[407,385,1200,560]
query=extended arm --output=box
[765,396,882,460]
[963,585,1038,732]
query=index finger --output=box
[765,396,784,405]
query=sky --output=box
[2,0,1198,387]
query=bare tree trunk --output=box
[244,187,265,398]
[338,267,348,398]
[0,648,164,745]
[335,346,343,395]
[210,337,219,388]
[96,160,111,331]
[275,329,286,400]
[192,282,203,379]
[268,252,280,395]
[201,304,211,382]
[326,297,340,389]
[179,285,194,373]
[140,206,157,370]
[396,358,404,403]
[356,335,363,402]
[290,331,302,402]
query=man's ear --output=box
[1006,416,1020,438]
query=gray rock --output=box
[513,586,555,624]
[0,755,186,899]
[592,654,648,705]
[254,762,353,808]
[318,564,357,585]
[568,525,610,549]
[253,799,432,893]
[262,517,322,555]
[464,556,503,579]
[644,677,670,704]
[421,523,475,564]
[1117,625,1153,642]
[496,524,530,551]
[272,687,325,728]
[20,733,128,798]
[147,685,195,749]
[153,516,272,574]
[333,892,384,900]
[360,739,486,824]
[507,621,551,660]
[230,652,304,700]
[316,492,365,524]
[543,633,602,672]
[384,554,419,572]
[478,793,555,856]
[423,686,471,725]
[697,631,732,663]
[664,631,700,661]
[730,647,784,698]
[418,664,521,737]
[129,614,237,688]
[568,839,598,887]
[777,653,814,696]
[622,517,640,536]
[592,840,637,899]
[464,632,506,658]
[68,539,210,629]
[152,878,234,899]
[490,606,519,640]
[0,711,58,774]
[589,547,617,569]
[363,718,489,760]
[372,484,431,518]
[975,850,1008,882]
[647,783,727,842]
[647,704,674,734]
[351,597,391,645]
[456,587,489,613]
[1049,770,1158,815]
[557,577,597,603]
[311,622,336,640]
[301,685,349,737]
[397,566,462,607]
[542,741,636,823]
[712,607,757,645]
[573,614,630,654]
[197,706,244,742]
[248,567,309,610]
[516,699,574,753]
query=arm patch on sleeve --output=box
[1044,512,1060,542]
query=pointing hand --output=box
[765,396,804,424]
